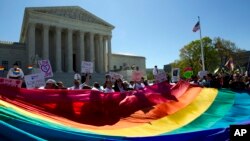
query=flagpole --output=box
[198,16,205,71]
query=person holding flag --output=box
[7,62,24,79]
[224,57,234,72]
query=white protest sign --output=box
[0,77,23,88]
[172,68,180,82]
[132,70,143,82]
[155,71,167,83]
[198,70,208,78]
[24,73,45,89]
[38,60,53,78]
[109,72,123,80]
[81,61,93,73]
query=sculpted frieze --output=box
[35,8,110,27]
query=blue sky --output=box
[0,0,250,69]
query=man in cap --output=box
[39,79,57,89]
[68,78,82,90]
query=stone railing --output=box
[0,41,14,44]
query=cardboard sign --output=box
[38,60,53,78]
[155,71,167,83]
[109,72,123,80]
[132,70,143,82]
[0,77,23,88]
[198,70,208,78]
[24,73,45,89]
[172,68,180,82]
[81,61,93,73]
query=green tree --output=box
[172,37,242,77]
[147,71,154,80]
[214,37,244,65]
[178,37,219,75]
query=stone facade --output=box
[0,42,26,73]
[20,6,114,73]
[111,53,146,74]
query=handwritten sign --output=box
[132,70,143,82]
[0,77,23,88]
[155,71,167,83]
[81,61,93,73]
[198,70,208,78]
[38,60,53,78]
[24,73,45,89]
[109,72,123,80]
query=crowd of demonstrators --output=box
[32,72,150,93]
[187,71,250,91]
[4,63,150,92]
[5,62,250,92]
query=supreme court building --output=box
[0,6,146,80]
[22,6,113,73]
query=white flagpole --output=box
[198,16,205,71]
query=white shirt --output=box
[7,68,24,79]
[134,83,145,90]
[68,84,83,90]
[103,87,115,93]
[92,87,103,92]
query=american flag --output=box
[192,21,200,32]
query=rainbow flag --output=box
[0,81,250,140]
[0,66,4,71]
[27,65,33,70]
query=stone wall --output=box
[0,42,27,75]
[111,53,146,74]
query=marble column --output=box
[107,36,112,72]
[103,37,107,72]
[89,32,95,72]
[66,29,74,73]
[95,36,100,73]
[28,22,36,65]
[42,24,49,59]
[99,35,104,73]
[55,27,62,72]
[77,31,85,73]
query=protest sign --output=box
[38,60,53,78]
[81,61,93,73]
[24,73,45,89]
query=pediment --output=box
[27,6,114,28]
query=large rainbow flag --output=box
[0,80,249,140]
